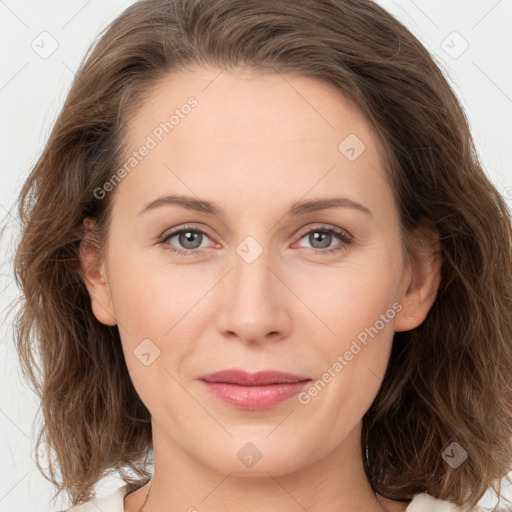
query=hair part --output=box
[13,0,512,508]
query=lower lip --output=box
[201,380,311,410]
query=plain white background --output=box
[1,1,511,510]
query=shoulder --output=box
[59,484,131,512]
[57,487,494,512]
[406,492,487,511]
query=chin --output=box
[188,433,320,477]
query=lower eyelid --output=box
[162,228,213,246]
[296,238,351,256]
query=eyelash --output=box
[159,224,353,257]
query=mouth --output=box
[199,369,312,410]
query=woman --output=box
[13,0,512,511]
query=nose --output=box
[215,242,292,345]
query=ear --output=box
[394,221,442,332]
[79,218,117,326]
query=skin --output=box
[81,66,441,512]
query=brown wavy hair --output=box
[12,0,512,509]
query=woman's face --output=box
[82,66,437,477]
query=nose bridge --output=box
[216,235,289,342]
[232,235,275,312]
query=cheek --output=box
[106,255,198,414]
[292,255,402,346]
[107,248,200,336]
[105,245,218,378]
[294,255,401,414]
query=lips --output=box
[199,369,312,410]
[200,369,311,386]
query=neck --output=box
[131,420,398,512]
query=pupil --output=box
[311,231,331,249]
[180,231,201,249]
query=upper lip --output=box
[200,369,312,386]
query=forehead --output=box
[115,66,392,219]
[130,65,378,146]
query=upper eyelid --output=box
[161,223,212,238]
[296,224,352,239]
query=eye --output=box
[159,224,215,256]
[295,225,353,255]
[159,223,353,257]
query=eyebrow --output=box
[138,193,372,218]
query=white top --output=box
[62,483,480,511]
